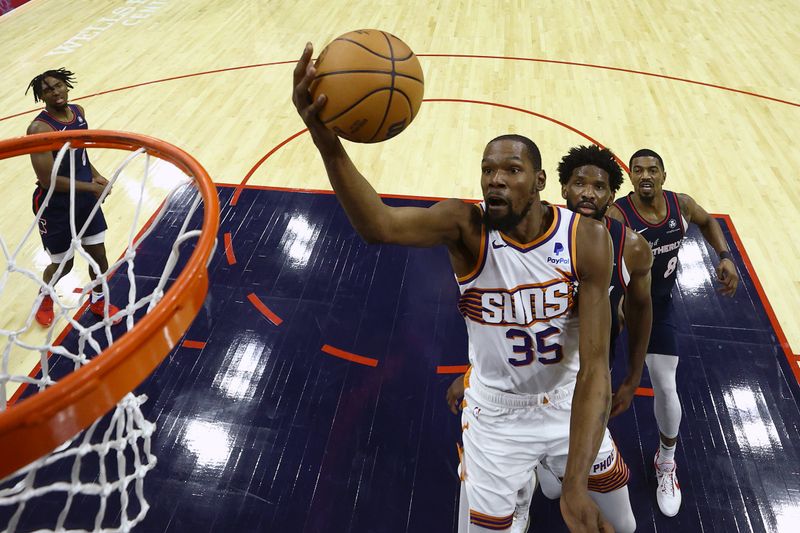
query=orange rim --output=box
[0,130,219,479]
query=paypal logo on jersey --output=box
[546,242,569,265]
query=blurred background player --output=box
[608,148,738,517]
[26,68,119,326]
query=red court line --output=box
[0,61,298,123]
[246,293,283,326]
[182,340,207,349]
[418,54,800,108]
[218,181,460,203]
[635,387,655,397]
[233,99,609,205]
[230,129,307,206]
[719,214,800,385]
[437,365,470,374]
[426,98,607,148]
[223,232,236,265]
[321,344,379,367]
[4,55,795,125]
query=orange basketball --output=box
[310,29,424,143]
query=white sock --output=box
[658,441,676,464]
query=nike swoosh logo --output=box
[635,228,647,234]
[491,240,507,249]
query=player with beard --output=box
[608,149,738,517]
[294,41,618,532]
[448,145,647,532]
[558,145,653,416]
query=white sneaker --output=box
[510,510,530,533]
[510,472,537,533]
[655,451,682,517]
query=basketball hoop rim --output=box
[0,130,220,479]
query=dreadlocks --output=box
[26,68,76,103]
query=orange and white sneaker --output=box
[35,295,54,327]
[89,297,122,325]
[655,451,682,517]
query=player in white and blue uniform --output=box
[610,148,738,517]
[295,42,623,532]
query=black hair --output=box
[628,148,664,172]
[26,68,76,103]
[487,134,542,170]
[557,144,624,192]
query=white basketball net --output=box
[0,141,208,532]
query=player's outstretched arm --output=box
[679,194,738,297]
[561,216,614,532]
[610,230,652,418]
[292,43,468,248]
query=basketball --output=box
[310,29,424,143]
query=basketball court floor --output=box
[1,1,799,531]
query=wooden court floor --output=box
[0,0,798,530]
[1,0,798,364]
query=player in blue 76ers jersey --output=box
[557,145,653,419]
[609,149,738,518]
[295,42,619,532]
[26,68,121,327]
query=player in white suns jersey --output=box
[294,43,617,532]
[457,203,581,395]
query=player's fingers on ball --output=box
[292,70,311,103]
[307,94,327,115]
[293,43,312,81]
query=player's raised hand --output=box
[446,375,465,415]
[292,43,337,147]
[716,258,738,297]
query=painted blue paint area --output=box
[3,187,798,532]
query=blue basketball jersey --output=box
[605,216,627,345]
[32,104,92,183]
[614,191,687,303]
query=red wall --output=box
[1,0,34,16]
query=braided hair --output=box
[26,68,76,103]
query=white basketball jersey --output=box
[457,204,581,394]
